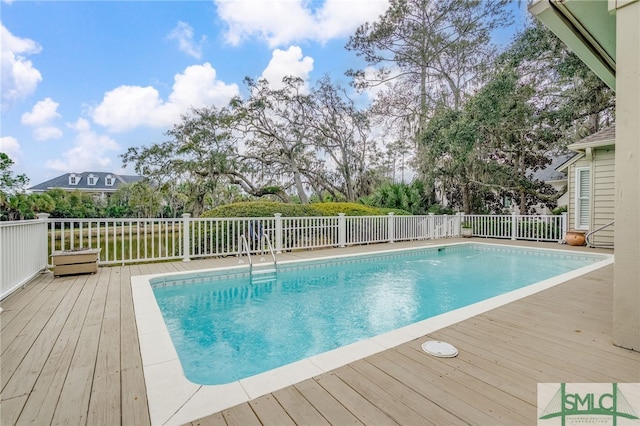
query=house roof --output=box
[529,152,576,182]
[529,0,616,90]
[568,125,615,149]
[28,172,144,192]
[555,126,616,172]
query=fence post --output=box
[428,213,435,239]
[388,212,395,243]
[274,213,283,253]
[36,213,51,268]
[338,213,346,248]
[182,213,191,262]
[457,212,464,236]
[560,212,568,243]
[511,212,517,240]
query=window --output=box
[575,167,590,230]
[88,174,96,185]
[105,175,114,186]
[69,174,78,185]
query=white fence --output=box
[1,214,50,300]
[464,213,567,242]
[0,212,567,298]
[44,213,467,265]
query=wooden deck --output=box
[1,240,638,425]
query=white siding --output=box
[568,147,615,247]
[591,148,615,246]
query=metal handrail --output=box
[585,221,615,248]
[240,235,253,274]
[241,234,278,277]
[263,234,278,270]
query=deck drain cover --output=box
[421,340,458,358]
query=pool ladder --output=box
[585,220,614,248]
[241,234,278,284]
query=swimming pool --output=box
[151,243,605,385]
[131,242,612,425]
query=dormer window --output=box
[105,175,114,186]
[87,174,97,185]
[69,173,79,185]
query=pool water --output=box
[151,244,605,385]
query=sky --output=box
[1,0,530,189]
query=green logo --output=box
[539,383,639,425]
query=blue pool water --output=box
[151,244,606,385]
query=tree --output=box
[418,106,497,214]
[498,21,614,140]
[123,106,260,216]
[347,0,513,140]
[1,153,30,220]
[231,77,322,204]
[364,181,427,214]
[306,76,377,201]
[44,188,100,219]
[466,69,558,214]
[0,153,28,196]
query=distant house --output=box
[522,152,576,215]
[557,126,615,247]
[28,172,144,201]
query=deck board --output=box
[1,240,638,426]
[2,275,86,398]
[16,272,99,425]
[293,378,365,426]
[88,264,122,425]
[248,394,296,426]
[51,268,110,425]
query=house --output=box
[530,0,639,351]
[28,172,144,201]
[558,126,615,247]
[525,151,575,215]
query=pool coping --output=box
[130,241,614,425]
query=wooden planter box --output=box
[52,248,100,277]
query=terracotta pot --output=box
[565,230,586,246]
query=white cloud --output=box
[0,136,21,162]
[215,0,389,47]
[21,97,63,141]
[167,21,205,59]
[91,63,239,132]
[33,126,63,141]
[260,46,314,90]
[1,24,43,107]
[45,118,120,172]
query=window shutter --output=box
[577,169,590,228]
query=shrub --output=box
[201,201,323,218]
[376,207,413,216]
[552,205,567,215]
[312,202,387,216]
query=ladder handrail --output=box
[242,233,278,278]
[585,220,615,248]
[262,234,278,270]
[240,234,253,274]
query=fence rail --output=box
[0,212,568,298]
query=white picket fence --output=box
[0,212,568,300]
